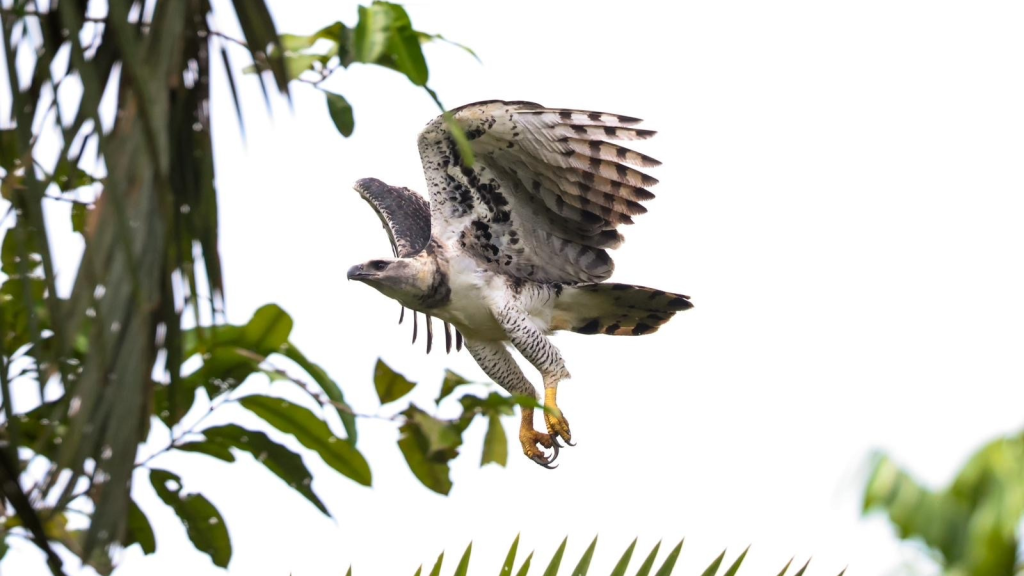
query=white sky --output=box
[5,1,1024,575]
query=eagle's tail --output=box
[554,282,693,336]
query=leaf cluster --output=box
[864,431,1024,575]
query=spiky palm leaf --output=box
[345,536,845,576]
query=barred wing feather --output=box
[417,100,660,284]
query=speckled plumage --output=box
[348,100,693,466]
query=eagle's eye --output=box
[373,261,389,271]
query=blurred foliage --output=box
[864,433,1024,576]
[0,0,489,573]
[344,535,846,576]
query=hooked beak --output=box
[347,264,372,281]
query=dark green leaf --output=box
[149,469,231,568]
[481,414,507,467]
[699,551,725,576]
[791,559,811,576]
[542,537,568,576]
[125,500,156,555]
[397,405,461,494]
[229,0,289,94]
[326,92,355,137]
[774,558,793,576]
[220,48,245,138]
[499,534,520,576]
[654,540,683,576]
[437,369,471,402]
[634,541,661,576]
[70,203,89,234]
[570,536,598,576]
[0,129,19,171]
[201,424,329,515]
[374,359,415,404]
[721,547,749,576]
[175,440,237,462]
[453,543,472,576]
[239,395,371,486]
[609,538,638,576]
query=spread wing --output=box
[417,100,660,284]
[353,177,431,258]
[352,177,463,353]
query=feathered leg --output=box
[464,339,558,467]
[494,297,574,448]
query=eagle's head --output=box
[347,254,444,309]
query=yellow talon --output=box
[544,387,573,445]
[519,407,558,468]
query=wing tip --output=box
[353,177,386,193]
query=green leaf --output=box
[352,3,394,64]
[285,53,323,80]
[279,33,317,51]
[126,500,156,555]
[499,534,520,576]
[71,203,90,233]
[481,414,507,467]
[0,129,20,171]
[654,540,683,576]
[374,359,415,404]
[721,547,749,576]
[201,424,330,515]
[415,32,480,63]
[239,395,371,486]
[428,552,444,576]
[570,536,598,576]
[791,559,811,576]
[634,541,661,576]
[326,92,355,137]
[437,369,472,402]
[699,551,725,576]
[774,558,793,576]
[239,304,293,355]
[220,47,245,137]
[229,0,289,94]
[542,537,568,576]
[175,440,237,462]
[281,343,358,444]
[384,3,428,85]
[453,543,472,576]
[397,406,461,494]
[609,538,638,576]
[149,469,231,568]
[515,552,534,576]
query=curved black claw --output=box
[531,454,558,469]
[530,439,560,468]
[564,438,577,447]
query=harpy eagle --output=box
[347,100,692,467]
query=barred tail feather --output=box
[555,283,693,336]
